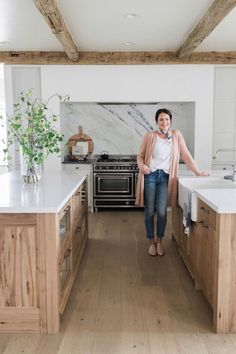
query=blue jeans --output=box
[144,169,169,239]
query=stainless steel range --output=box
[93,156,139,211]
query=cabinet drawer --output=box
[198,199,216,230]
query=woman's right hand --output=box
[142,165,150,175]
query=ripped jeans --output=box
[144,169,169,239]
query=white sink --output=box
[178,176,235,221]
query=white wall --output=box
[4,66,41,170]
[41,65,214,170]
[5,64,215,171]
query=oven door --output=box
[94,173,134,197]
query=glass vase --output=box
[20,152,42,183]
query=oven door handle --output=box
[94,173,133,178]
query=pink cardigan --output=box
[135,130,201,207]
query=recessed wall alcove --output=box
[60,102,195,156]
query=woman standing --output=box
[135,108,208,257]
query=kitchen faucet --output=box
[213,148,236,160]
[232,164,236,182]
[213,149,236,181]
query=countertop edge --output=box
[194,188,236,214]
[0,172,87,213]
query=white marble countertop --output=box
[178,170,236,214]
[194,188,236,213]
[0,170,87,213]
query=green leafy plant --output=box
[1,89,69,175]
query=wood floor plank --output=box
[0,334,10,354]
[91,213,122,354]
[201,333,236,354]
[1,334,40,354]
[57,214,106,354]
[120,265,150,354]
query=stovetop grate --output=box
[96,157,137,163]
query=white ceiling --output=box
[0,0,236,52]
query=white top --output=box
[149,135,172,173]
[0,170,87,213]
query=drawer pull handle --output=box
[64,248,71,258]
[59,248,71,265]
[200,220,209,229]
[200,206,209,214]
[64,205,71,212]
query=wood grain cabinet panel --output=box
[196,221,215,307]
[59,180,88,315]
[173,196,236,333]
[171,206,181,245]
[0,178,88,334]
[71,181,88,272]
[0,220,39,333]
[0,225,37,308]
[72,223,82,269]
[172,206,194,278]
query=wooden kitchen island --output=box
[0,170,88,333]
[172,182,236,333]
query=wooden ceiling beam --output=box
[2,50,236,64]
[33,0,79,60]
[177,0,236,58]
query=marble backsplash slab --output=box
[60,102,195,156]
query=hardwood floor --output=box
[1,210,236,354]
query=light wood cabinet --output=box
[172,203,215,296]
[171,206,181,245]
[71,181,88,273]
[0,179,88,334]
[63,163,93,210]
[172,206,194,278]
[59,180,88,315]
[172,198,236,333]
[195,200,216,307]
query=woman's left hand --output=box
[199,171,210,176]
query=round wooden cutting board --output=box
[66,126,94,160]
